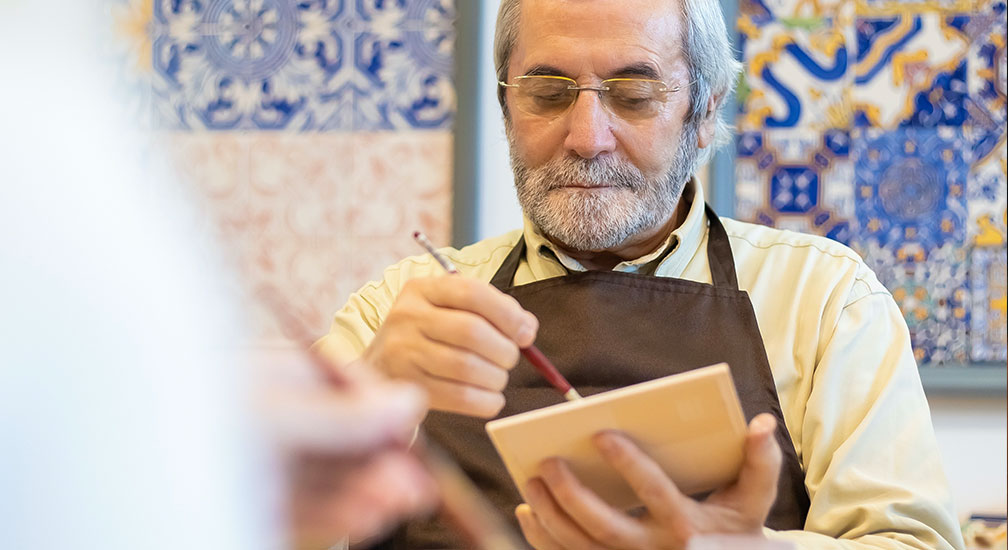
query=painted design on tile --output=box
[857,241,971,364]
[967,128,1007,246]
[150,0,456,131]
[741,0,851,20]
[737,0,1005,366]
[738,14,853,129]
[735,129,855,242]
[970,246,1008,361]
[852,14,970,128]
[852,127,967,251]
[965,1,1007,130]
[855,0,980,16]
[167,133,452,343]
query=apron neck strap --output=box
[704,203,739,289]
[490,235,527,289]
[490,203,738,290]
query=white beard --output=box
[508,123,699,252]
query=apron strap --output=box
[490,203,739,290]
[704,204,739,290]
[490,234,527,290]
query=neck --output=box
[550,194,691,270]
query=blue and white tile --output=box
[738,15,854,130]
[853,13,971,128]
[856,240,971,364]
[964,0,1006,129]
[852,127,968,250]
[736,129,856,243]
[965,127,1007,247]
[150,0,456,131]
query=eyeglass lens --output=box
[512,77,669,120]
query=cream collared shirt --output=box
[317,181,965,550]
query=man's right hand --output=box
[362,276,539,418]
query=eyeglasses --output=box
[498,75,686,120]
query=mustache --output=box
[535,156,646,191]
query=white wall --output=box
[473,0,1007,521]
[475,0,523,239]
[929,395,1008,519]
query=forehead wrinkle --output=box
[513,0,687,82]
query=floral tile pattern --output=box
[858,241,970,364]
[735,129,855,243]
[736,0,1007,364]
[852,127,968,250]
[167,132,452,344]
[149,0,456,131]
[107,0,458,346]
[852,13,971,128]
[966,127,1007,246]
[965,1,1007,131]
[738,14,854,130]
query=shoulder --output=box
[720,217,889,306]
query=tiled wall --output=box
[735,0,1007,364]
[112,0,455,345]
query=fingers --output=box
[520,481,611,550]
[421,277,539,348]
[415,369,507,418]
[731,413,782,520]
[530,458,645,549]
[515,504,567,550]
[592,431,691,528]
[264,378,427,453]
[365,276,539,418]
[289,449,437,547]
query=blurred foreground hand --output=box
[259,355,438,548]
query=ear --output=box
[696,93,723,149]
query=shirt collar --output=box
[522,178,707,277]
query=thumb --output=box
[731,413,783,520]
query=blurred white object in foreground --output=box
[0,2,277,550]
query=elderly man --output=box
[317,0,965,548]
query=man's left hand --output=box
[515,413,782,550]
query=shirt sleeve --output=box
[313,272,402,367]
[769,278,965,549]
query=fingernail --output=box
[751,415,776,440]
[593,431,616,454]
[517,322,534,345]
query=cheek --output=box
[617,124,681,177]
[510,118,568,166]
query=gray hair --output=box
[493,0,741,162]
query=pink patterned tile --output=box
[348,132,453,244]
[163,133,452,345]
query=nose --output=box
[562,90,617,159]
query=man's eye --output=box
[609,94,655,110]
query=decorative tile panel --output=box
[738,13,854,130]
[149,0,456,131]
[736,129,855,242]
[736,0,1006,365]
[965,1,1007,130]
[970,246,1008,361]
[852,127,968,250]
[852,13,971,128]
[857,241,971,364]
[167,132,452,343]
[966,127,1007,246]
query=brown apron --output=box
[389,205,809,549]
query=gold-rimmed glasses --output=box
[498,75,687,120]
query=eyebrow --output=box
[523,65,567,77]
[521,62,662,80]
[610,62,661,80]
